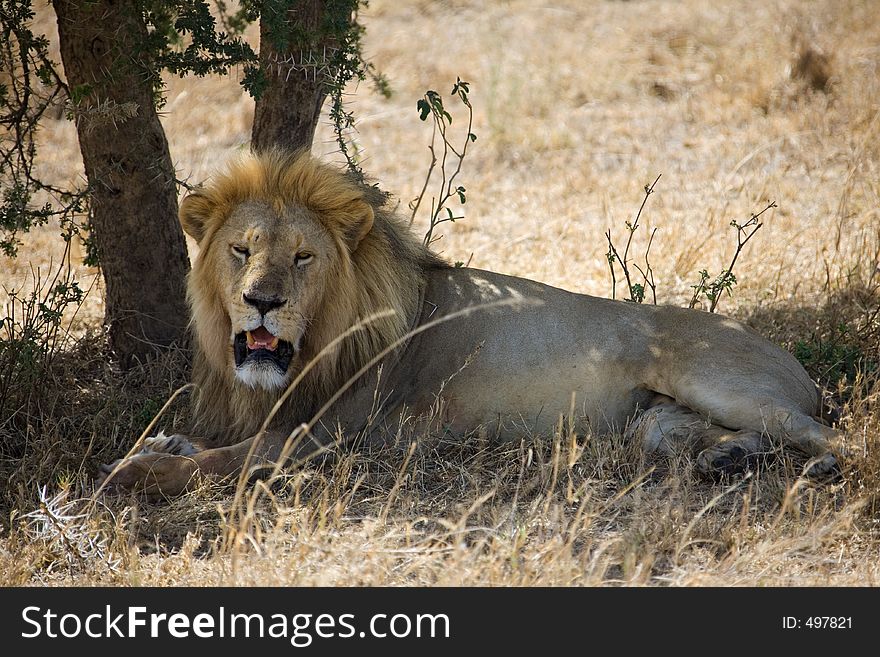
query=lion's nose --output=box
[243,292,287,317]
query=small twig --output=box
[633,226,659,305]
[605,175,662,303]
[622,174,662,274]
[411,79,476,247]
[409,119,438,226]
[707,201,775,313]
[605,229,622,300]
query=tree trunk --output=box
[251,0,350,152]
[53,0,190,368]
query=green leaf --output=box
[630,284,645,303]
[417,99,430,121]
[452,78,470,96]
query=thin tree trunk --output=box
[53,0,190,368]
[251,0,350,153]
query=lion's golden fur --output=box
[180,151,446,444]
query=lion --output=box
[98,150,843,497]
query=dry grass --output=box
[1,0,879,586]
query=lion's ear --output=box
[340,200,374,251]
[179,190,214,244]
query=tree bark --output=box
[53,0,190,368]
[251,0,349,153]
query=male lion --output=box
[99,151,842,497]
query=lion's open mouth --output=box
[233,326,294,372]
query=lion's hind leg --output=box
[693,431,771,477]
[775,412,843,480]
[697,413,842,480]
[683,388,844,479]
[665,368,846,479]
[626,397,771,477]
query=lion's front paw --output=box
[97,452,199,499]
[141,431,200,456]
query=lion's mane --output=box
[180,151,446,444]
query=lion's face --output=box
[180,154,377,394]
[209,200,339,389]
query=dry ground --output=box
[1,0,879,585]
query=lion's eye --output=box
[231,245,250,261]
[295,252,314,267]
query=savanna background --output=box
[1,0,879,585]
